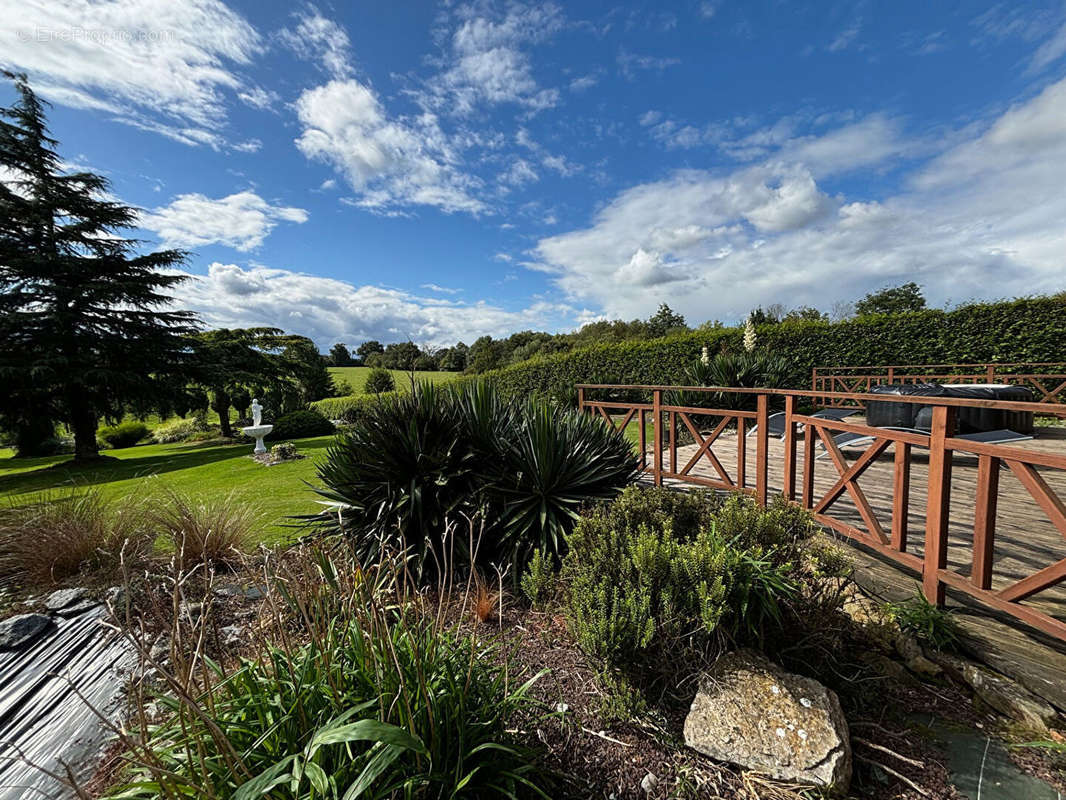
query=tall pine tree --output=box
[0,73,199,460]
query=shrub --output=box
[151,416,207,444]
[520,547,554,608]
[309,392,399,425]
[365,366,396,394]
[104,550,548,800]
[98,420,150,449]
[270,441,300,461]
[150,488,258,569]
[673,350,791,410]
[332,378,354,396]
[312,381,638,575]
[563,488,813,668]
[0,489,154,587]
[265,409,334,441]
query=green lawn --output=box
[328,366,457,393]
[0,436,336,544]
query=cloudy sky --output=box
[2,1,1066,348]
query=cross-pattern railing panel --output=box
[577,383,1066,643]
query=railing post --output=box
[653,389,662,487]
[782,394,797,501]
[811,367,818,393]
[986,364,996,383]
[887,366,895,384]
[756,394,769,506]
[577,386,585,414]
[923,405,956,607]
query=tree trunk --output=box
[218,400,233,437]
[68,394,100,462]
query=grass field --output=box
[328,366,457,393]
[0,436,335,544]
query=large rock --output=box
[935,652,1057,732]
[684,649,851,792]
[0,613,54,651]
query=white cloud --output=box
[828,21,862,53]
[175,262,580,346]
[421,2,563,116]
[1030,19,1066,73]
[617,48,681,79]
[277,6,353,78]
[421,283,461,294]
[140,191,308,251]
[0,0,261,144]
[238,86,280,111]
[534,77,1066,323]
[294,78,485,214]
[500,158,539,187]
[569,72,599,92]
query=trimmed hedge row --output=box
[310,392,401,423]
[468,295,1066,401]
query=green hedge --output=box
[310,392,401,423]
[469,295,1066,401]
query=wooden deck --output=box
[640,421,1066,709]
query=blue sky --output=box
[3,1,1066,348]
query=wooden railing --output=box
[812,362,1066,405]
[577,384,1066,642]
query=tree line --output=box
[327,284,929,377]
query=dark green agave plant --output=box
[310,381,639,575]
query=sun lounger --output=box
[820,427,1033,458]
[749,406,860,439]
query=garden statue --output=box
[242,399,272,457]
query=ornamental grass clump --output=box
[0,488,155,588]
[101,544,549,800]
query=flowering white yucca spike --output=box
[743,317,757,352]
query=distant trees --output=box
[855,282,926,317]
[329,342,355,366]
[0,73,198,460]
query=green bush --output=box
[104,551,548,800]
[310,392,396,424]
[464,295,1066,401]
[151,416,207,444]
[311,381,638,575]
[520,547,554,608]
[365,366,396,394]
[563,488,814,668]
[98,420,150,449]
[265,409,334,441]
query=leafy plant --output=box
[364,366,396,394]
[884,590,964,652]
[311,382,638,576]
[270,441,300,461]
[98,420,150,449]
[103,548,549,800]
[265,408,335,441]
[493,397,639,568]
[520,547,554,608]
[563,488,810,669]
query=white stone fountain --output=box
[241,398,273,456]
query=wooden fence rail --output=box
[577,383,1066,643]
[812,362,1066,405]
